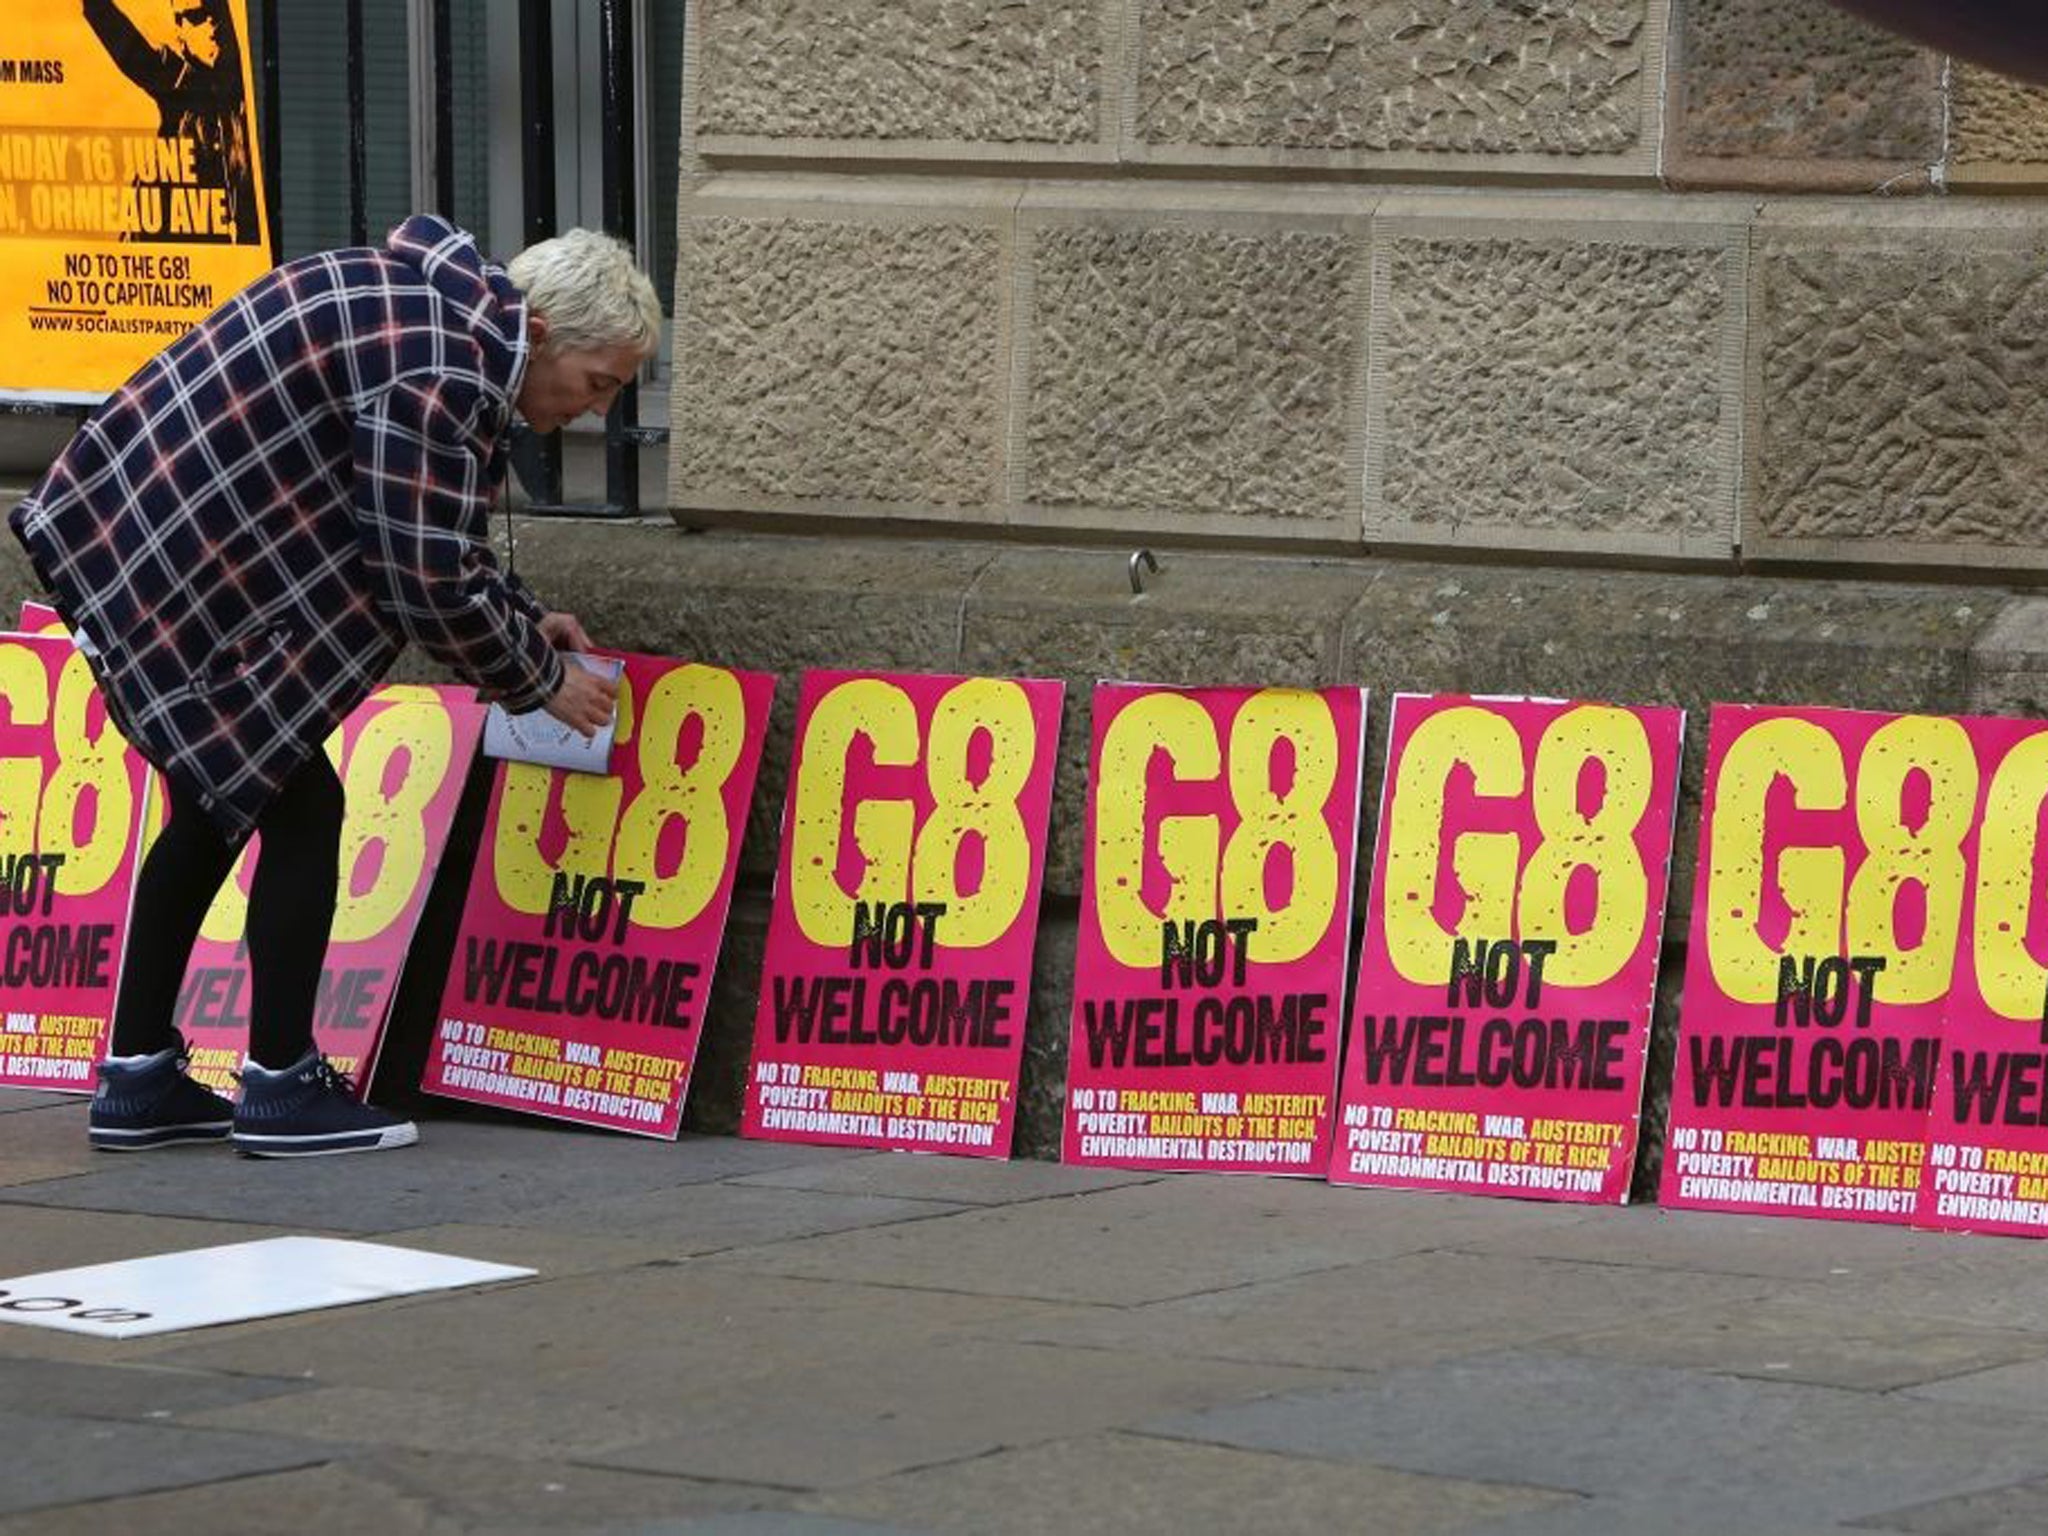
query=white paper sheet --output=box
[482,652,622,774]
[0,1237,535,1338]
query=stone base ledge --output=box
[12,523,2048,1171]
[508,524,2048,1165]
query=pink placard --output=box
[1061,683,1365,1175]
[1661,704,1987,1224]
[1917,712,2048,1235]
[1333,694,1684,1203]
[0,632,150,1091]
[175,684,485,1091]
[743,669,1063,1157]
[423,655,774,1138]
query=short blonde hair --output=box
[506,227,662,355]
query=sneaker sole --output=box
[90,1122,234,1150]
[231,1122,420,1158]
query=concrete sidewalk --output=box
[4,1089,2048,1535]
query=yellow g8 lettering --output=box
[1846,716,1972,1005]
[614,664,744,931]
[1974,730,2048,1022]
[1706,717,1846,1005]
[1095,691,1220,968]
[1384,706,1523,985]
[1218,690,1340,966]
[1707,715,1974,1007]
[493,678,635,915]
[1095,689,1343,969]
[792,678,1040,951]
[0,646,134,896]
[1517,706,1653,989]
[330,691,452,942]
[791,679,918,948]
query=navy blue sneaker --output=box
[89,1041,235,1151]
[231,1052,418,1158]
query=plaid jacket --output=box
[10,215,563,839]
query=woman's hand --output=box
[542,657,618,738]
[537,610,592,652]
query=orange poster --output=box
[0,0,271,397]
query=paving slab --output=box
[0,1405,328,1517]
[702,1176,1587,1306]
[0,1155,95,1187]
[589,1339,1347,1489]
[801,1430,1573,1536]
[0,1204,295,1283]
[187,1381,681,1460]
[644,1518,923,1535]
[1471,1496,1864,1536]
[1550,1295,2048,1391]
[490,1180,969,1255]
[1445,1205,1959,1280]
[1145,1350,2048,1527]
[0,1097,83,1122]
[1904,1354,2048,1414]
[1,1120,864,1231]
[0,1451,764,1536]
[378,1222,684,1278]
[10,1089,2048,1529]
[1805,1241,2048,1331]
[1856,1476,2048,1536]
[0,1356,313,1421]
[726,1151,1159,1207]
[983,1250,1771,1372]
[0,1101,97,1181]
[145,1266,1067,1407]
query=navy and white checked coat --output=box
[10,215,563,839]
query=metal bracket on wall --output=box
[1129,549,1161,595]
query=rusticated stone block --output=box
[1367,204,1744,562]
[1666,0,1941,190]
[1133,0,1658,176]
[1950,65,2048,188]
[668,204,1007,523]
[1746,213,2048,571]
[690,0,1109,158]
[1016,213,1365,541]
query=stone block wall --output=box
[635,1,2048,1179]
[1744,205,2048,572]
[668,2,2048,581]
[1127,0,1662,176]
[1013,203,1367,543]
[1664,0,1942,190]
[1364,196,1744,562]
[668,194,1013,521]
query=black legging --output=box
[110,751,344,1069]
